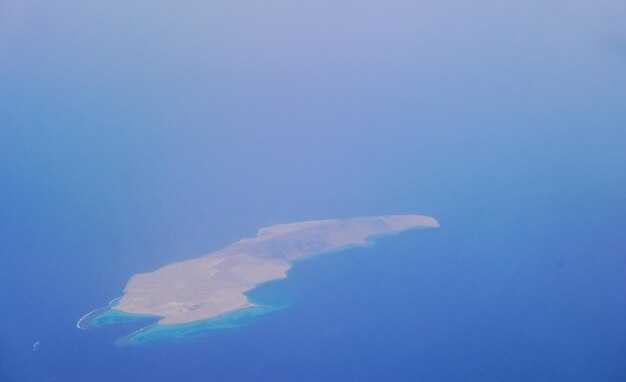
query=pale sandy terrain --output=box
[114,215,439,325]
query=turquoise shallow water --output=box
[115,301,286,346]
[76,297,159,330]
[79,277,292,346]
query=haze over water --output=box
[1,1,625,381]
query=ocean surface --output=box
[2,198,625,381]
[1,1,626,381]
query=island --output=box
[110,214,439,326]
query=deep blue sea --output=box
[2,1,626,380]
[2,193,625,381]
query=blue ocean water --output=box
[2,201,626,381]
[2,1,626,380]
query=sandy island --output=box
[113,215,439,325]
